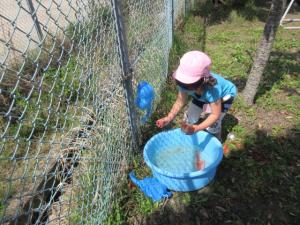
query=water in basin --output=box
[152,145,211,173]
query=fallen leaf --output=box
[128,180,136,189]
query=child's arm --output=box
[181,99,221,134]
[156,92,187,128]
[167,92,187,120]
[196,100,221,130]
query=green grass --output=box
[106,2,300,224]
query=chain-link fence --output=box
[0,0,199,224]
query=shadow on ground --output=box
[135,126,300,225]
[195,0,300,25]
[194,0,271,25]
[221,113,239,142]
[254,51,300,101]
[230,51,300,101]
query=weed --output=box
[271,125,285,136]
[105,201,125,225]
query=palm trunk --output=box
[241,0,283,105]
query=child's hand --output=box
[181,122,197,135]
[156,117,171,128]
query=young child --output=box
[156,51,237,140]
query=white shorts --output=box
[184,101,226,134]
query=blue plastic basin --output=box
[143,128,223,192]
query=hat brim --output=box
[172,70,202,84]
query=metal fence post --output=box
[111,0,139,150]
[171,0,174,44]
[167,0,174,48]
[25,0,44,42]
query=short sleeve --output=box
[205,87,221,103]
[178,85,186,93]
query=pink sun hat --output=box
[173,51,212,84]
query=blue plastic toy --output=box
[143,128,223,192]
[135,81,154,124]
[129,171,172,202]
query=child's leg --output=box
[206,96,235,141]
[206,113,226,140]
[183,99,205,124]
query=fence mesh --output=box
[0,0,198,224]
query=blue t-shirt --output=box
[178,72,237,103]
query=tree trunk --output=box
[241,0,284,105]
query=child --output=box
[156,51,237,140]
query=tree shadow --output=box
[193,0,271,26]
[139,126,300,225]
[221,113,239,142]
[231,76,248,92]
[227,50,300,102]
[281,86,300,96]
[254,51,300,101]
